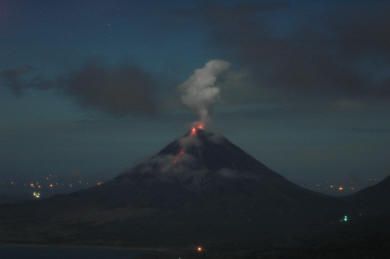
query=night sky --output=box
[1,0,389,188]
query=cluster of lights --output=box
[29,181,60,190]
[32,191,41,199]
[7,176,103,188]
[30,182,42,189]
[4,174,106,201]
[306,183,361,194]
[340,215,350,223]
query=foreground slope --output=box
[350,176,390,216]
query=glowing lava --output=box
[172,122,205,164]
[190,122,205,137]
[194,121,205,130]
[190,127,196,136]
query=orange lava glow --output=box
[190,127,197,136]
[190,122,205,137]
[194,122,205,130]
[173,122,206,164]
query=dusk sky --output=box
[1,0,389,187]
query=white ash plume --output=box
[179,60,230,124]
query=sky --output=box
[0,0,389,187]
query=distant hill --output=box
[349,176,390,216]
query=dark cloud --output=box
[61,61,157,115]
[0,65,34,96]
[0,60,157,116]
[193,1,390,101]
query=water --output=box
[0,244,144,259]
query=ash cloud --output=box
[179,60,230,123]
[189,1,390,103]
[0,60,157,116]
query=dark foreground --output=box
[1,237,389,259]
[1,131,389,258]
[0,244,143,259]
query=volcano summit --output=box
[0,127,344,247]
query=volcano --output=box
[0,128,344,247]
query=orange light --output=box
[190,127,197,136]
[194,122,205,130]
[190,122,205,137]
[196,246,204,253]
[338,186,344,192]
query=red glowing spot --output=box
[190,127,197,136]
[194,122,205,130]
[190,122,205,137]
[174,122,206,164]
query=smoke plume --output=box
[179,60,230,124]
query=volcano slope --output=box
[0,129,345,247]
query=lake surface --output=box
[0,244,144,259]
